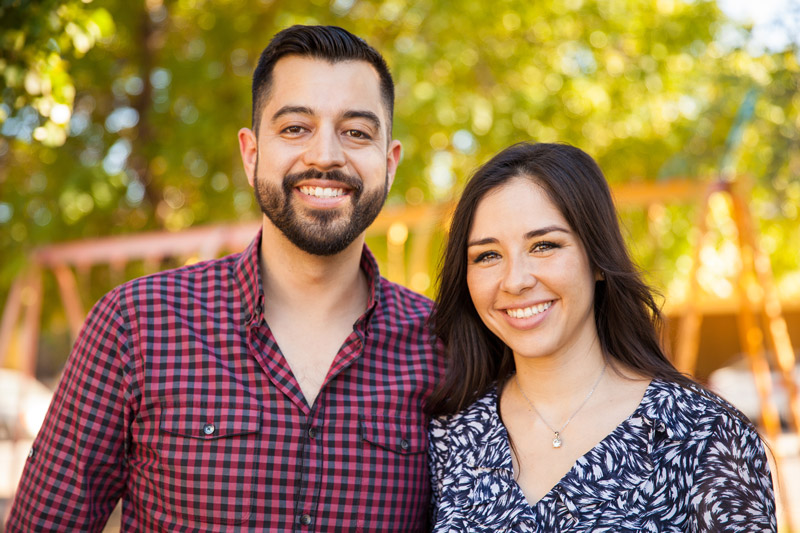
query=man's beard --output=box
[253,166,388,256]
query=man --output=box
[7,25,442,531]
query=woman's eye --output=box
[473,251,500,263]
[532,241,560,253]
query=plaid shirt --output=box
[7,231,443,532]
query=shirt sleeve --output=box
[6,287,134,533]
[688,414,777,532]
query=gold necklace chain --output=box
[515,362,608,449]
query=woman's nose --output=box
[499,255,536,294]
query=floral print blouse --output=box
[429,379,776,532]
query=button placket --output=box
[295,409,323,529]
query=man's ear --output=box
[238,127,258,187]
[385,139,402,191]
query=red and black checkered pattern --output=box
[6,231,444,532]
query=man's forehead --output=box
[263,56,387,121]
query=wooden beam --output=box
[19,267,43,377]
[52,264,85,340]
[0,275,25,369]
[612,179,711,207]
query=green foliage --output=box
[1,0,799,315]
[1,0,114,144]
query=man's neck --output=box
[257,218,370,405]
[258,218,368,317]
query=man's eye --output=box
[282,126,305,135]
[345,129,371,139]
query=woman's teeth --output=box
[506,301,552,319]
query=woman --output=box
[427,142,776,531]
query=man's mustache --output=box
[283,169,363,195]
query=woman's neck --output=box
[512,333,607,409]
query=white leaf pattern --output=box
[429,379,776,532]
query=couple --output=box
[7,25,775,532]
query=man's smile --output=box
[298,185,348,198]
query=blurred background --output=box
[2,0,800,530]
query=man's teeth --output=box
[506,301,552,319]
[299,186,346,198]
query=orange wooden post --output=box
[729,188,800,435]
[53,264,85,340]
[407,211,441,295]
[387,221,409,286]
[19,266,44,377]
[734,279,782,439]
[674,183,787,437]
[674,187,712,375]
[0,275,25,368]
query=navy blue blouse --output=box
[429,379,776,532]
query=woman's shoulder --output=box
[643,378,760,444]
[429,387,500,439]
[428,385,514,479]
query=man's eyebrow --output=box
[467,226,570,247]
[271,105,314,122]
[342,110,381,131]
[270,107,382,133]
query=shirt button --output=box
[399,438,410,451]
[308,427,318,439]
[203,423,216,435]
[299,513,312,525]
[28,447,34,459]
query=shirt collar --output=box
[232,229,382,330]
[636,378,698,441]
[232,229,264,324]
[355,243,381,330]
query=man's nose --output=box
[303,125,346,170]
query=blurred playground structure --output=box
[4,0,800,530]
[2,176,800,531]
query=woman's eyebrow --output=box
[467,237,498,248]
[524,225,570,239]
[467,225,570,248]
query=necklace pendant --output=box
[552,433,562,448]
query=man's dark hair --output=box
[251,25,395,135]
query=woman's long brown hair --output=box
[426,142,697,417]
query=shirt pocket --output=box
[360,416,427,455]
[157,401,262,525]
[356,416,428,532]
